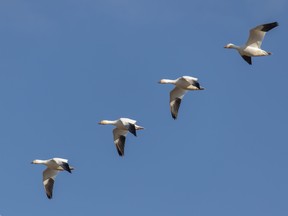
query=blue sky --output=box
[0,0,288,215]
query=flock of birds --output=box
[32,21,279,199]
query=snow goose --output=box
[224,22,278,65]
[98,118,144,156]
[31,158,73,199]
[158,76,204,119]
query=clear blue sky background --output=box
[0,0,287,215]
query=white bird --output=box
[31,158,73,199]
[98,118,144,156]
[224,22,278,65]
[158,76,204,119]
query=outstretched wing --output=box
[170,87,187,119]
[246,22,278,48]
[113,128,128,156]
[43,168,59,199]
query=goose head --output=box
[31,159,45,164]
[98,120,117,125]
[158,79,175,84]
[224,43,234,48]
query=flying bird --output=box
[98,118,144,156]
[224,22,278,65]
[158,76,204,119]
[31,158,73,199]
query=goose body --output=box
[159,76,204,119]
[31,158,73,199]
[98,118,144,156]
[224,22,278,64]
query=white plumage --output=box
[31,158,73,199]
[224,22,278,65]
[159,76,204,119]
[99,118,144,156]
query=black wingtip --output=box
[262,22,279,32]
[171,98,181,120]
[45,178,54,199]
[116,136,125,156]
[275,22,279,27]
[194,81,201,89]
[241,55,252,65]
[171,113,177,120]
[117,149,124,157]
[62,162,72,173]
[128,123,137,136]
